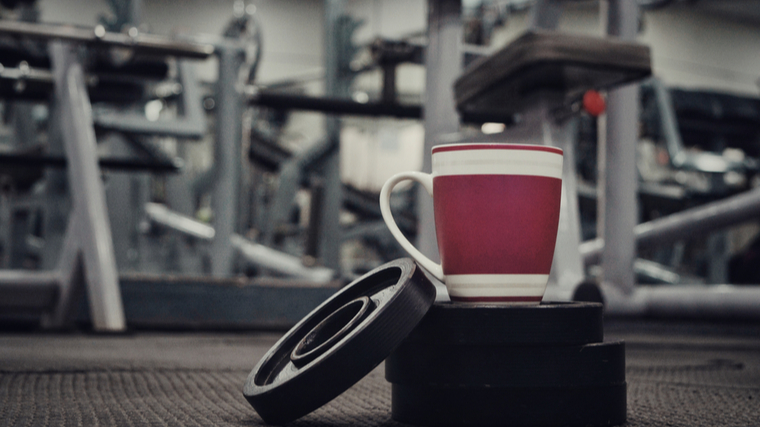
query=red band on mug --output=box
[433,174,562,275]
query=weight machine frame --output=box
[0,21,214,331]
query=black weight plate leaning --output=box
[392,382,627,427]
[403,301,603,346]
[243,258,436,425]
[386,341,625,387]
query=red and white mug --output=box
[379,143,563,304]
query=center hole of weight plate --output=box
[290,296,373,367]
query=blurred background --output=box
[2,0,760,330]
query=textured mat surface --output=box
[1,322,759,426]
[0,368,395,427]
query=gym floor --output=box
[1,318,759,426]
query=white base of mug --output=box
[445,274,548,304]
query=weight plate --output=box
[392,382,627,427]
[243,258,436,425]
[386,341,625,387]
[404,301,603,346]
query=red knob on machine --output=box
[582,90,606,117]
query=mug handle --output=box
[379,172,444,281]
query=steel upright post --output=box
[529,0,562,30]
[544,113,586,299]
[211,45,245,277]
[49,41,126,331]
[419,0,462,264]
[319,0,351,272]
[600,0,639,296]
[526,0,587,298]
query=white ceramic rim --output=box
[432,145,563,179]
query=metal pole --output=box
[529,0,562,30]
[43,216,84,328]
[50,41,125,331]
[231,235,333,283]
[604,284,760,319]
[581,186,760,265]
[145,203,216,241]
[0,272,59,311]
[599,0,639,296]
[419,0,462,263]
[319,0,348,272]
[382,64,397,104]
[40,89,69,272]
[103,134,142,271]
[144,203,333,282]
[544,114,586,300]
[211,44,245,277]
[0,20,214,59]
[650,78,685,166]
[92,61,207,139]
[128,0,142,26]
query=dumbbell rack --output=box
[0,21,213,331]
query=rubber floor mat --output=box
[1,325,759,426]
[2,359,759,427]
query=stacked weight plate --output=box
[385,302,626,427]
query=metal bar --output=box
[0,20,214,59]
[648,78,740,173]
[0,196,10,268]
[605,285,760,319]
[544,113,585,300]
[319,0,348,272]
[249,91,510,123]
[581,186,760,265]
[5,208,29,269]
[250,91,422,119]
[163,140,201,274]
[0,153,180,172]
[650,78,686,167]
[633,258,705,285]
[529,0,562,30]
[123,134,182,167]
[304,178,325,261]
[0,271,59,310]
[104,135,138,271]
[0,65,54,83]
[42,217,83,329]
[381,64,397,104]
[316,148,342,270]
[39,84,68,273]
[365,38,489,69]
[210,45,245,277]
[342,184,416,232]
[145,202,215,241]
[50,41,125,331]
[419,0,462,265]
[599,0,639,296]
[0,270,59,287]
[175,60,206,134]
[143,203,334,282]
[92,61,206,139]
[92,113,205,139]
[231,235,334,283]
[0,66,54,101]
[260,160,300,246]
